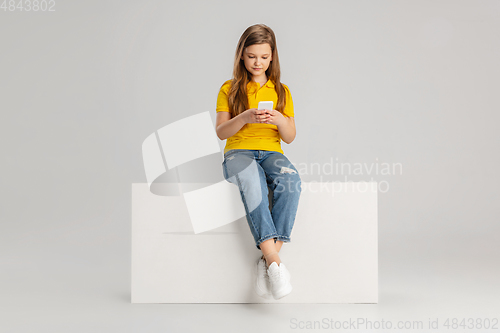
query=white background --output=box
[1,0,499,332]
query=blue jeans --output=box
[222,149,302,250]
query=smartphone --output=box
[258,101,273,112]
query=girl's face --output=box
[240,43,273,78]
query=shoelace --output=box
[267,264,282,282]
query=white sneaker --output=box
[267,261,293,300]
[254,257,272,298]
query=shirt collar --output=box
[248,79,274,89]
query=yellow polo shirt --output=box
[216,79,294,154]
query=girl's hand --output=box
[262,109,286,126]
[242,108,271,124]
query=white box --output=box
[131,182,378,303]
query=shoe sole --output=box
[255,289,273,299]
[254,281,272,298]
[272,283,293,300]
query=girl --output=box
[215,24,302,300]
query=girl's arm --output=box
[264,110,296,144]
[216,109,270,140]
[215,112,246,140]
[216,109,273,140]
[277,117,296,144]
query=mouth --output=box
[253,68,262,70]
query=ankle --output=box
[267,259,281,267]
[263,251,281,267]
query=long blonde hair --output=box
[227,24,287,117]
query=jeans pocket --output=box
[223,149,240,159]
